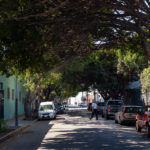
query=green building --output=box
[0,75,26,120]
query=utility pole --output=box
[94,89,96,102]
[87,91,88,104]
[15,77,18,127]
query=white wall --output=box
[68,90,105,106]
[68,92,86,106]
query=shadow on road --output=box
[1,121,53,150]
[38,126,150,150]
[38,110,150,150]
[2,109,150,150]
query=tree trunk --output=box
[24,91,37,119]
[87,91,88,103]
[94,89,96,102]
[142,38,150,63]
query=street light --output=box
[15,77,18,127]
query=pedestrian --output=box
[90,100,98,120]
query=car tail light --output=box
[108,106,111,111]
[147,114,150,119]
[122,107,126,116]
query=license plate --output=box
[44,115,48,117]
[128,114,135,118]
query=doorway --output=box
[0,90,4,119]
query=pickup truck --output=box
[136,106,150,137]
[102,99,123,120]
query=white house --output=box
[68,90,104,106]
[68,92,87,106]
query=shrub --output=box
[0,119,7,130]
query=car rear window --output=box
[125,107,139,113]
[98,103,105,106]
[108,101,123,105]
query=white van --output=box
[38,101,56,120]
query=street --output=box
[1,109,150,150]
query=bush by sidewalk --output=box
[0,119,14,139]
[0,119,7,130]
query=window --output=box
[22,98,25,104]
[0,83,3,90]
[12,89,14,100]
[19,91,21,101]
[7,88,10,99]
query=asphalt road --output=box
[1,109,150,150]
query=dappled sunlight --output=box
[37,110,150,150]
[3,109,150,150]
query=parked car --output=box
[97,102,105,115]
[55,103,64,114]
[38,101,56,120]
[136,106,150,137]
[103,99,123,120]
[115,105,141,125]
[79,102,88,107]
[62,102,67,109]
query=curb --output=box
[0,119,37,143]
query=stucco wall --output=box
[0,75,26,120]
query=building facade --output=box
[0,75,26,120]
[68,92,87,106]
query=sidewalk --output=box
[0,116,37,143]
[7,116,37,128]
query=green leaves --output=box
[18,69,62,92]
[117,48,147,79]
[140,66,150,91]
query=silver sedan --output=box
[115,105,142,125]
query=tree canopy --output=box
[1,0,150,101]
[0,0,150,74]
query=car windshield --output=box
[55,103,62,108]
[40,105,53,111]
[125,107,139,113]
[108,101,123,105]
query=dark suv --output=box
[97,102,105,115]
[102,99,123,120]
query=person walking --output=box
[90,100,98,120]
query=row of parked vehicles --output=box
[89,99,150,137]
[38,101,65,120]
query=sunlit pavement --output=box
[1,109,150,150]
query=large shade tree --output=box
[0,0,150,74]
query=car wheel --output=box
[146,124,150,137]
[136,122,141,132]
[115,118,118,124]
[119,117,123,125]
[105,114,109,120]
